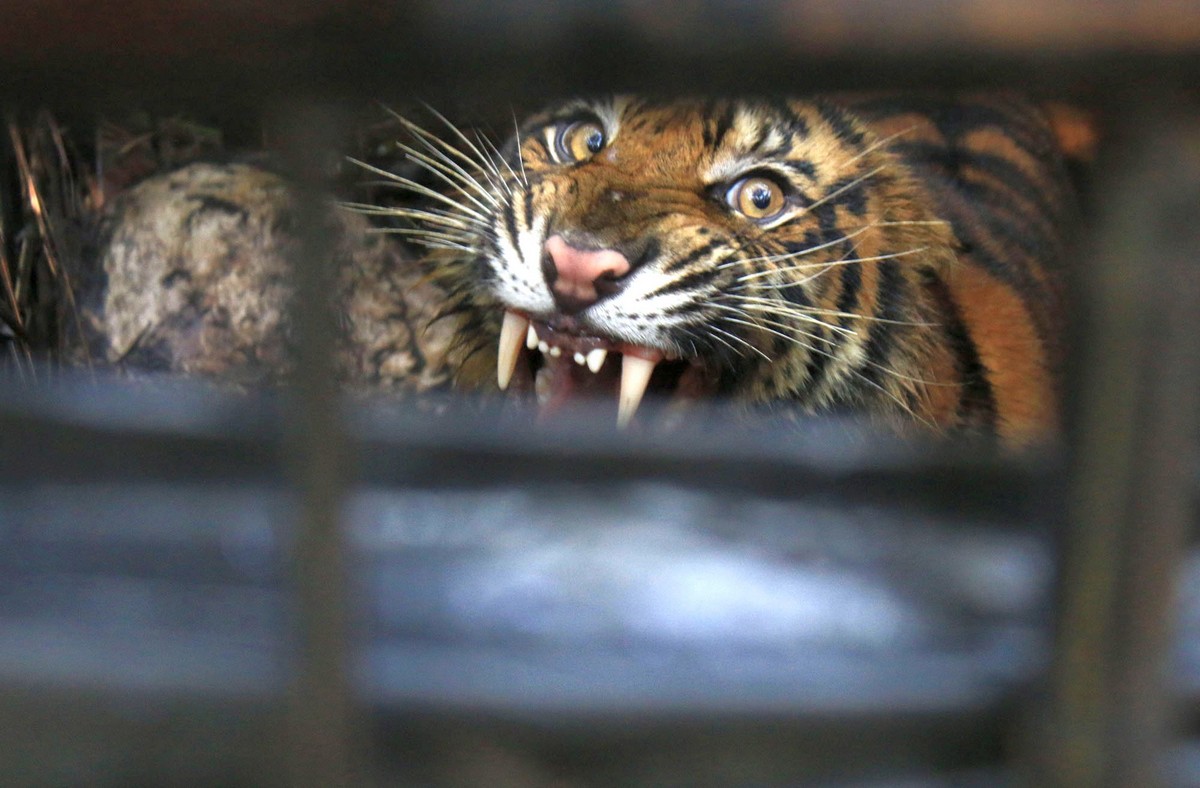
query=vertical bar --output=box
[278,102,360,788]
[1035,104,1200,786]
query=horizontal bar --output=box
[0,369,1058,517]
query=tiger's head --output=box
[374,97,961,428]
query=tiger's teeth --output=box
[549,345,562,358]
[538,341,549,354]
[497,311,529,391]
[586,348,607,373]
[617,354,657,429]
[574,352,586,366]
[526,324,539,350]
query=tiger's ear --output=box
[1040,102,1099,164]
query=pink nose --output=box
[544,234,631,313]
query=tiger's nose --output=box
[543,234,631,314]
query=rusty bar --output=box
[1034,101,1200,786]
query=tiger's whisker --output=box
[717,223,880,269]
[714,312,840,350]
[719,298,857,336]
[476,130,522,194]
[384,106,509,197]
[340,202,484,231]
[372,226,475,243]
[795,165,887,220]
[836,124,920,171]
[510,110,530,188]
[704,323,769,361]
[737,247,930,281]
[344,158,490,223]
[418,102,516,193]
[407,129,508,200]
[391,139,500,210]
[722,293,939,328]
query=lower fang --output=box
[617,353,658,428]
[526,324,538,350]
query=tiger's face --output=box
[401,97,959,427]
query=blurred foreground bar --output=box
[0,372,1055,784]
[0,0,1198,108]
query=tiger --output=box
[90,94,1078,445]
[364,94,1077,444]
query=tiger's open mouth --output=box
[497,310,715,427]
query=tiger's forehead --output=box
[535,96,859,185]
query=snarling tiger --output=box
[94,94,1078,444]
[350,94,1076,443]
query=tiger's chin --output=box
[495,309,718,429]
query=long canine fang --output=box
[497,310,529,390]
[617,353,658,429]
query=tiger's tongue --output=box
[534,336,662,427]
[535,350,617,416]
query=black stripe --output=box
[859,261,905,387]
[780,281,811,309]
[660,239,723,275]
[800,259,862,394]
[522,186,537,232]
[942,203,1055,347]
[701,99,718,148]
[848,96,1048,158]
[891,141,1062,232]
[920,268,997,432]
[913,172,1058,347]
[644,265,720,300]
[502,200,521,256]
[780,160,817,180]
[768,98,811,139]
[711,103,738,151]
[812,99,866,148]
[820,175,871,216]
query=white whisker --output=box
[838,124,921,170]
[383,106,509,197]
[511,110,530,187]
[344,157,489,223]
[717,222,880,269]
[419,102,515,192]
[340,202,484,231]
[738,247,929,282]
[476,129,522,194]
[392,140,500,211]
[796,165,887,219]
[704,323,770,361]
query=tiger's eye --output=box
[558,121,606,162]
[728,176,786,221]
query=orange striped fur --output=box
[401,95,1077,442]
